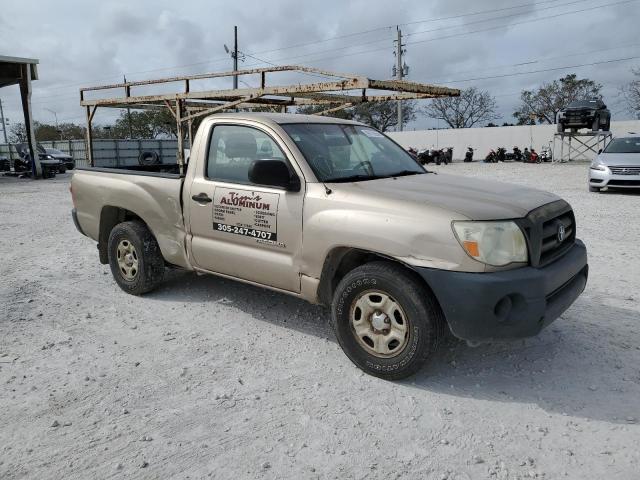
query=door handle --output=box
[192,193,212,203]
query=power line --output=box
[12,0,577,96]
[257,0,637,67]
[444,55,640,84]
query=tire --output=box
[331,261,444,380]
[604,120,610,132]
[589,185,601,192]
[557,122,564,133]
[592,116,599,132]
[107,221,164,295]
[138,151,160,166]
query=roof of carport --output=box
[0,55,39,89]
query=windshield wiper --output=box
[388,170,425,177]
[325,174,383,183]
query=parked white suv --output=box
[589,136,640,192]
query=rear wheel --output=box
[108,221,164,295]
[331,262,444,380]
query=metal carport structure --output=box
[0,55,41,177]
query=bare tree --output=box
[621,67,640,117]
[353,100,417,132]
[8,122,27,143]
[513,74,602,125]
[423,87,498,128]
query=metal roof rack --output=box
[80,65,460,171]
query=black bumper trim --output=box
[415,240,588,342]
[71,208,86,236]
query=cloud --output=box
[0,0,637,128]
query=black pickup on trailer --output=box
[557,99,610,133]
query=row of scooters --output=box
[479,146,552,163]
[408,146,553,164]
[407,147,454,165]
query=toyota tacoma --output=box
[71,113,588,379]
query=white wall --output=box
[388,120,640,161]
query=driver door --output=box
[188,123,305,293]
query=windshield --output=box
[568,99,601,108]
[47,148,64,155]
[604,137,640,154]
[281,123,425,182]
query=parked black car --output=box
[42,147,75,171]
[15,144,59,178]
[557,99,610,133]
[0,154,9,172]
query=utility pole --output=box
[124,75,133,139]
[233,26,238,89]
[393,27,408,131]
[45,108,62,140]
[224,27,243,90]
[0,98,7,143]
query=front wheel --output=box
[107,221,165,295]
[331,262,444,380]
[589,185,601,192]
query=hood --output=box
[599,152,640,166]
[329,173,560,220]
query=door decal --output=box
[212,187,280,241]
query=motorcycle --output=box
[524,148,541,164]
[484,149,497,163]
[464,147,474,162]
[512,146,524,162]
[540,147,552,162]
[417,149,432,165]
[496,147,507,162]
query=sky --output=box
[1,0,639,135]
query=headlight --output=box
[590,158,608,171]
[452,221,528,266]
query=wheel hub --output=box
[370,311,390,332]
[116,239,139,280]
[349,290,409,358]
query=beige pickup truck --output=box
[71,113,588,379]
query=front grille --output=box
[609,166,640,176]
[608,179,640,186]
[516,200,576,267]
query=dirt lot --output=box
[1,163,639,480]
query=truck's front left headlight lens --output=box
[452,221,528,266]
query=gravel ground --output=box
[1,163,639,480]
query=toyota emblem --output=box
[557,223,566,242]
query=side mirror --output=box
[249,159,300,192]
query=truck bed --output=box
[72,166,190,269]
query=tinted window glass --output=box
[604,137,640,154]
[206,125,286,183]
[281,123,424,182]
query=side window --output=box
[206,125,286,184]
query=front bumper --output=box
[416,240,588,342]
[589,167,640,189]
